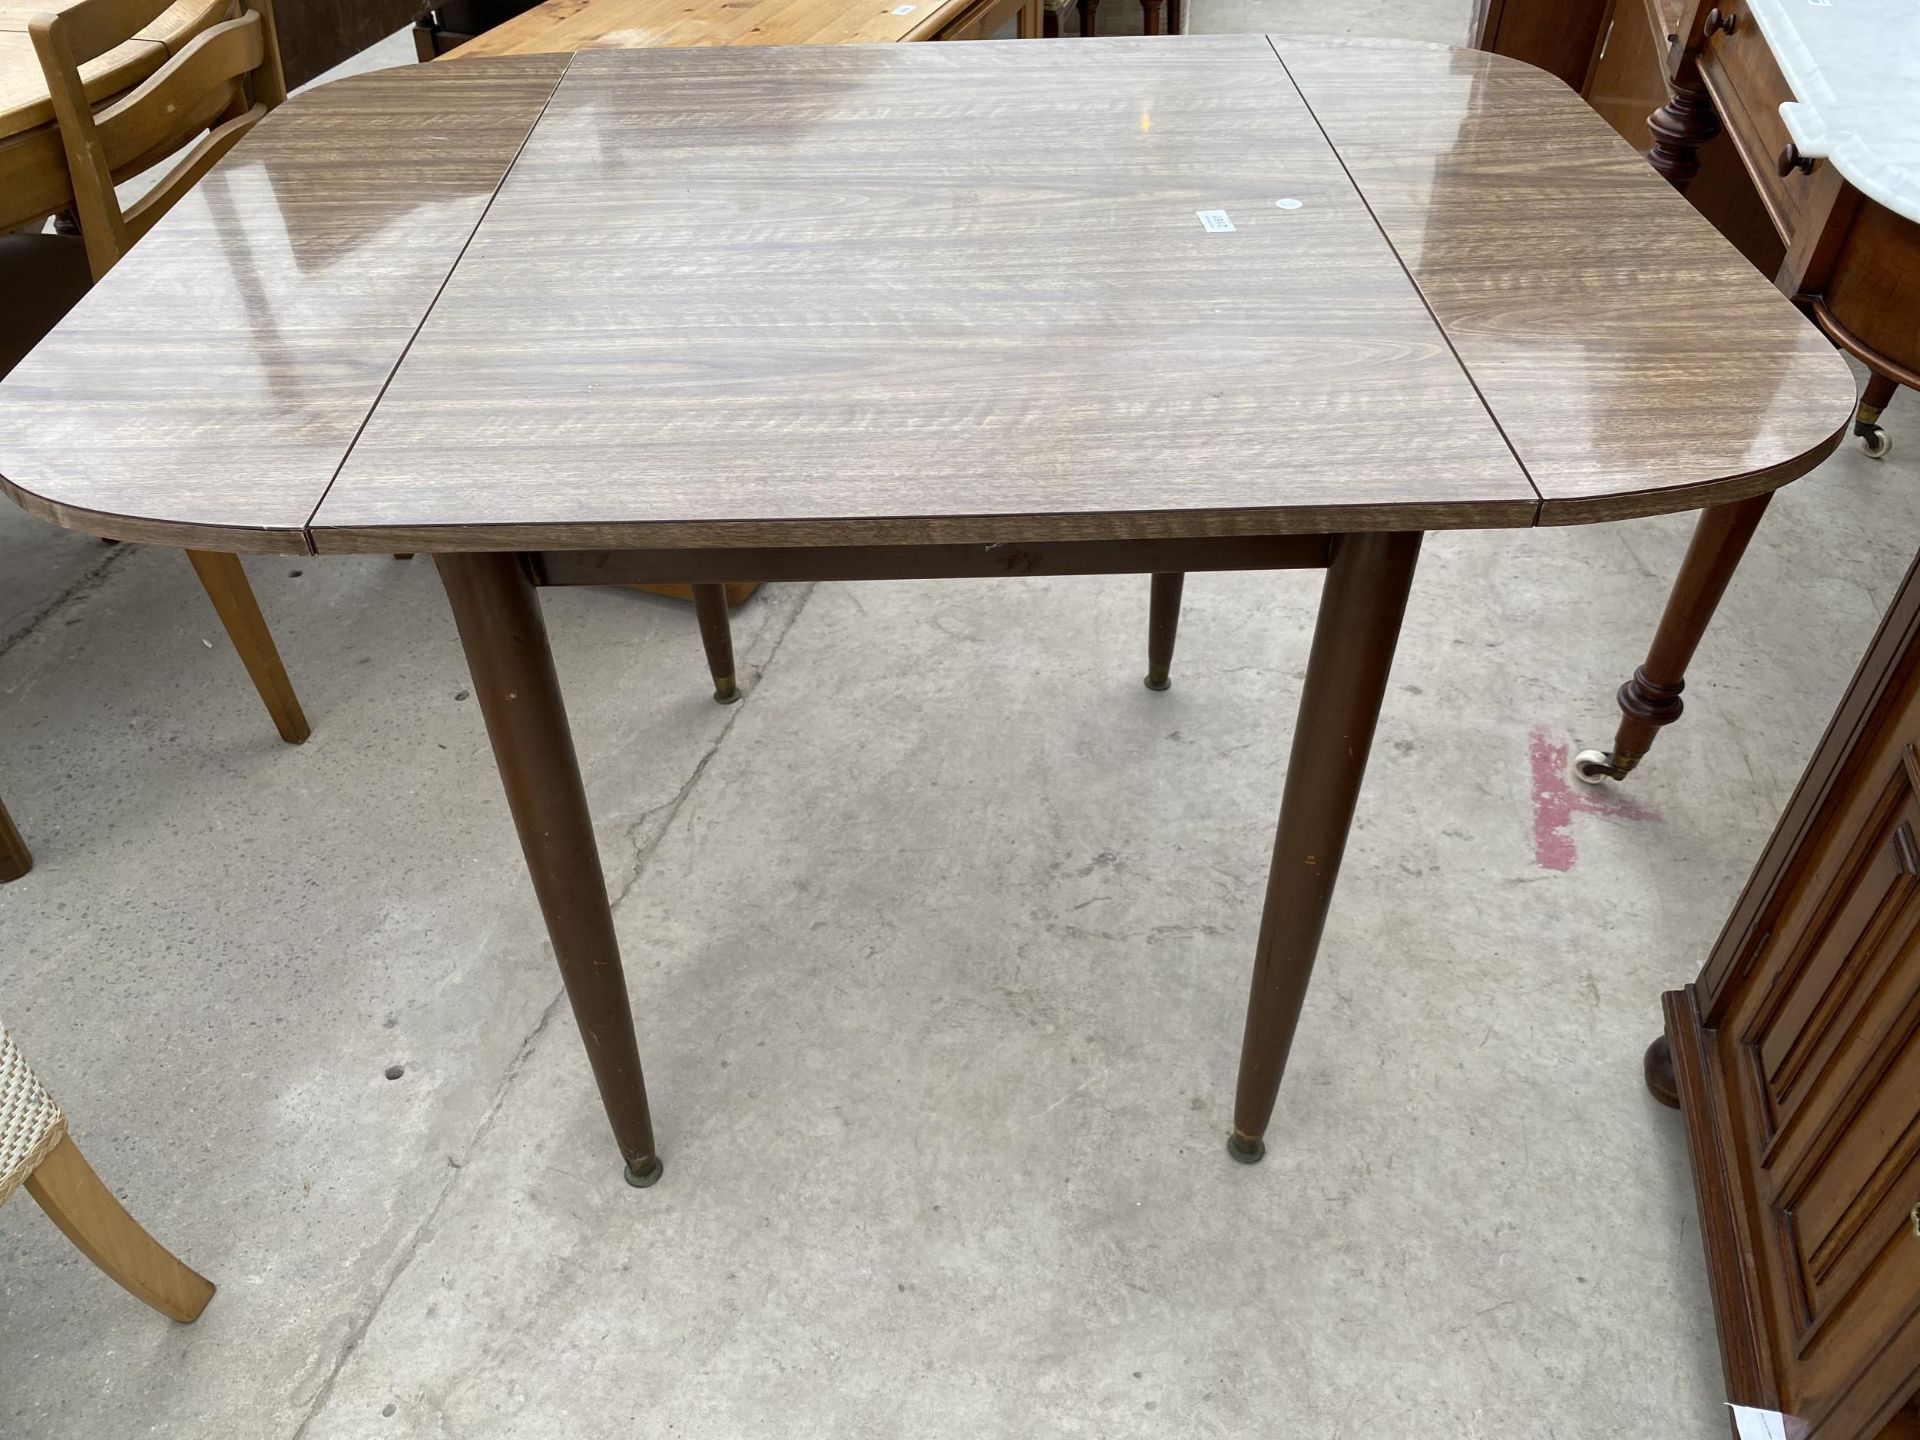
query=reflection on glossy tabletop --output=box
[1281,39,1857,523]
[0,56,568,550]
[325,38,1533,551]
[0,37,1856,554]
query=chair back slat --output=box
[93,13,262,175]
[29,0,285,279]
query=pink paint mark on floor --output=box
[1529,728,1660,871]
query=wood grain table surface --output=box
[0,37,1854,553]
[449,0,988,56]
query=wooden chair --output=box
[0,0,307,747]
[0,1019,214,1321]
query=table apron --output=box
[529,534,1336,588]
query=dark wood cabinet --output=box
[1660,551,1920,1439]
[276,0,431,88]
[1469,0,1611,90]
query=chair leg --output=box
[184,551,311,745]
[1145,572,1185,691]
[691,583,740,705]
[24,1134,214,1323]
[0,792,30,881]
[1077,0,1098,32]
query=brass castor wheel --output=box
[1858,423,1892,459]
[624,1156,664,1188]
[1571,747,1625,784]
[1143,669,1171,692]
[1226,1132,1265,1164]
[713,677,741,705]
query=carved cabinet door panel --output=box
[1715,657,1920,1434]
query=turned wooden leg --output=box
[185,551,310,746]
[435,553,662,1186]
[0,791,29,881]
[1016,0,1041,36]
[24,1134,214,1322]
[1140,0,1162,33]
[691,583,740,705]
[1167,0,1182,32]
[1572,491,1771,784]
[1645,80,1720,193]
[1043,7,1059,34]
[1855,372,1898,458]
[1144,572,1185,691]
[1229,532,1422,1162]
[1644,1034,1679,1108]
[1076,0,1097,34]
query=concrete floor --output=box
[2,5,1914,1437]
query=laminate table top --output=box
[0,36,1857,554]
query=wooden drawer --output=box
[1790,1138,1920,1429]
[1697,2,1820,243]
[1713,644,1920,1432]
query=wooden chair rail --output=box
[531,535,1336,588]
[94,12,262,166]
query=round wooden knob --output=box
[1705,6,1737,34]
[1778,143,1815,177]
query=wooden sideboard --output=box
[1476,0,1919,458]
[1651,548,1920,1439]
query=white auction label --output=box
[1195,210,1235,233]
[1729,1405,1791,1440]
[1274,198,1304,210]
[892,5,915,13]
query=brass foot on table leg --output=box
[713,676,740,705]
[1144,668,1171,692]
[1226,1131,1265,1165]
[1571,748,1639,785]
[1644,1035,1679,1110]
[624,1155,665,1188]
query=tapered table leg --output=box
[186,550,310,745]
[435,553,663,1187]
[691,583,740,704]
[1572,491,1771,784]
[1230,531,1422,1163]
[1144,572,1185,691]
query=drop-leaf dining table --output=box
[0,36,1855,1187]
